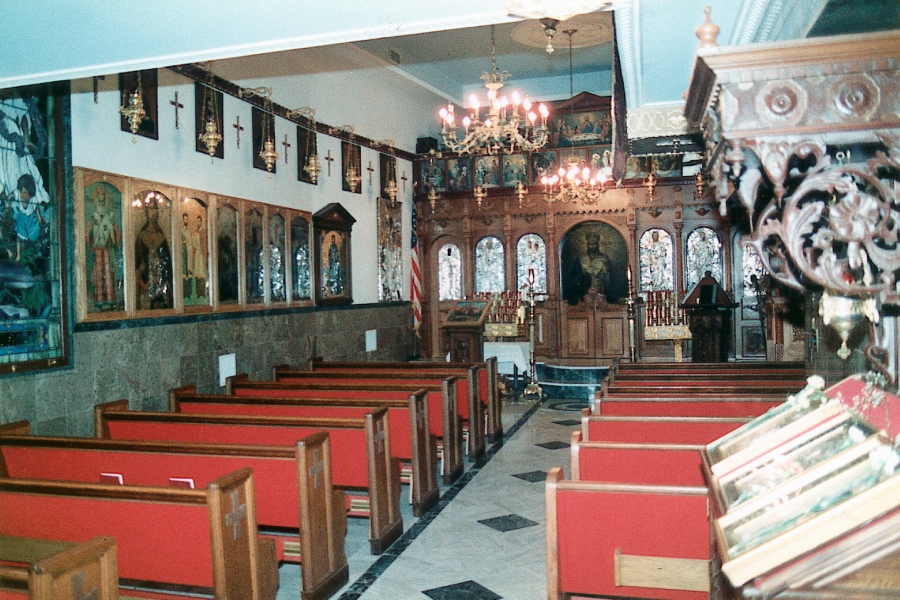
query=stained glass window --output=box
[291,216,311,301]
[639,228,673,293]
[475,236,505,293]
[516,234,547,295]
[685,226,721,291]
[438,243,462,301]
[742,243,766,298]
[269,213,286,302]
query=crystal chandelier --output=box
[438,25,549,156]
[540,160,609,205]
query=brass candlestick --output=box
[522,270,544,402]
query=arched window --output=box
[474,236,505,293]
[685,226,721,291]
[516,234,547,295]
[438,243,462,300]
[639,228,673,294]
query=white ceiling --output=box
[6,0,885,137]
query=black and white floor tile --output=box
[276,395,583,600]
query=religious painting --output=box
[447,158,472,192]
[290,215,311,302]
[180,197,210,308]
[639,228,674,293]
[516,234,547,296]
[81,177,125,315]
[194,82,224,160]
[438,243,462,301]
[215,201,239,305]
[118,69,158,140]
[743,326,766,357]
[624,155,650,180]
[420,158,446,193]
[341,141,362,194]
[244,206,264,304]
[297,126,318,184]
[444,300,488,324]
[652,154,683,178]
[320,231,347,299]
[0,83,70,374]
[550,108,612,148]
[313,203,355,305]
[269,212,287,303]
[501,154,526,187]
[474,236,505,293]
[685,226,722,293]
[560,221,629,305]
[529,150,557,185]
[251,106,276,173]
[588,146,613,174]
[132,188,174,311]
[473,156,500,188]
[377,198,402,302]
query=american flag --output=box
[410,201,422,336]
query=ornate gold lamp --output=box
[198,74,222,159]
[241,87,278,173]
[119,71,145,143]
[290,107,321,184]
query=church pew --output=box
[593,396,783,418]
[226,375,463,485]
[610,360,806,377]
[546,468,710,600]
[570,431,706,488]
[0,427,347,600]
[169,384,438,517]
[270,369,485,460]
[303,357,502,443]
[582,413,751,445]
[0,535,117,600]
[0,466,276,600]
[95,401,401,555]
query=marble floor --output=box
[276,395,586,600]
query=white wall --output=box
[71,60,443,304]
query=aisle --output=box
[277,396,584,599]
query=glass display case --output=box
[713,413,881,514]
[704,379,834,477]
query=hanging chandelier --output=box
[290,107,322,183]
[242,87,278,173]
[540,160,609,204]
[198,73,222,159]
[438,25,549,156]
[119,71,145,142]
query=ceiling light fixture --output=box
[438,25,549,157]
[540,18,559,53]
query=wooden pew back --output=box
[595,397,782,418]
[271,371,484,459]
[169,386,438,516]
[94,403,400,555]
[0,468,265,600]
[570,432,706,488]
[226,376,462,484]
[546,468,710,600]
[0,536,117,600]
[582,413,751,445]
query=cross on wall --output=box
[225,490,247,540]
[170,92,184,129]
[324,150,335,176]
[401,171,408,193]
[308,449,325,489]
[233,116,245,148]
[282,134,291,164]
[367,161,375,185]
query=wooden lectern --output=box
[680,272,738,363]
[442,300,490,363]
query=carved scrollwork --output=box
[746,147,900,296]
